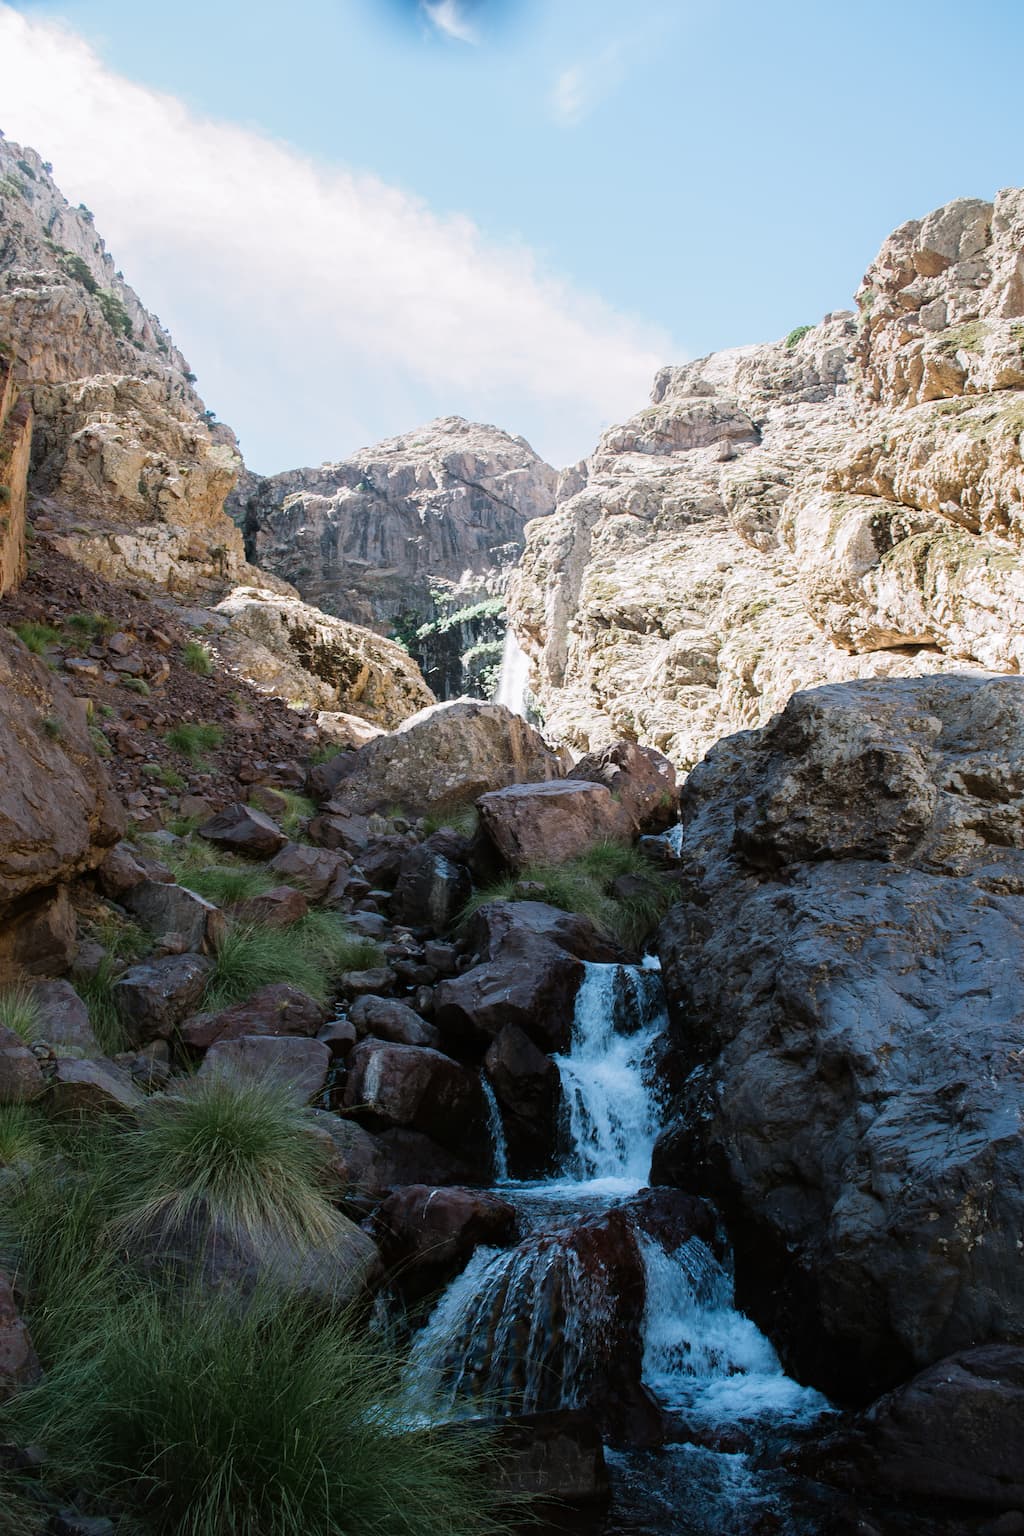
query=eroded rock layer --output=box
[511,192,1024,766]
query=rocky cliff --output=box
[510,192,1024,767]
[233,416,560,695]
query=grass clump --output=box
[257,788,315,837]
[88,723,112,758]
[462,840,674,951]
[142,762,187,790]
[65,611,113,642]
[13,622,60,654]
[0,1105,46,1169]
[784,324,813,349]
[159,838,277,905]
[165,721,223,761]
[182,639,214,676]
[0,986,42,1044]
[203,914,380,1011]
[422,803,479,838]
[75,958,130,1056]
[121,676,150,696]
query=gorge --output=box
[0,127,1022,1536]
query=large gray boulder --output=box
[654,675,1024,1402]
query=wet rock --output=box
[29,979,99,1055]
[372,1184,516,1300]
[317,1018,357,1057]
[0,1025,45,1104]
[655,675,1024,1400]
[122,878,226,953]
[315,1116,475,1201]
[478,780,630,870]
[484,1025,561,1177]
[479,1408,610,1505]
[391,839,472,932]
[568,740,678,833]
[198,802,287,859]
[268,841,348,900]
[434,940,583,1055]
[48,1057,144,1115]
[178,983,328,1051]
[347,995,440,1049]
[113,953,213,1042]
[0,1271,41,1400]
[199,1035,331,1103]
[342,1039,486,1153]
[463,898,625,965]
[309,699,561,814]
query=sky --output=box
[1,0,1023,474]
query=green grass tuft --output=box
[142,762,187,789]
[65,611,114,642]
[13,622,60,655]
[182,639,214,676]
[165,721,223,760]
[0,986,42,1044]
[0,1104,46,1169]
[203,913,380,1011]
[422,804,479,839]
[76,957,131,1056]
[121,676,150,696]
[462,840,674,950]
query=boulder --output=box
[29,979,99,1055]
[347,995,440,1049]
[0,631,123,935]
[0,886,78,979]
[0,1024,45,1104]
[307,807,373,857]
[95,842,150,899]
[477,780,630,869]
[315,1115,475,1201]
[268,841,348,900]
[308,700,561,814]
[434,940,583,1055]
[371,1184,516,1300]
[197,803,287,859]
[232,885,309,928]
[113,953,213,1042]
[122,879,226,953]
[463,899,625,965]
[390,839,472,932]
[199,1035,330,1103]
[484,1025,562,1178]
[654,675,1024,1401]
[339,966,396,998]
[475,1409,609,1505]
[342,1039,486,1153]
[568,741,678,834]
[0,1272,41,1401]
[350,836,409,890]
[48,1057,144,1115]
[178,984,328,1051]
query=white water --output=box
[493,626,529,716]
[480,1077,509,1183]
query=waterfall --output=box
[493,626,529,716]
[481,1078,509,1183]
[554,963,665,1191]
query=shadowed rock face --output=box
[232,415,559,641]
[654,674,1024,1402]
[511,190,1024,769]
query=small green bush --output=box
[165,721,223,760]
[96,289,132,339]
[121,676,150,696]
[58,250,98,294]
[142,762,186,790]
[422,804,479,838]
[182,639,214,676]
[785,324,813,349]
[40,714,63,740]
[65,611,114,641]
[271,789,316,837]
[14,622,60,654]
[0,986,42,1044]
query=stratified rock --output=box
[233,416,558,634]
[342,1039,486,1152]
[48,1057,144,1115]
[347,995,440,1049]
[198,802,288,859]
[511,192,1024,770]
[113,954,212,1042]
[122,879,225,953]
[199,1035,330,1103]
[567,741,678,834]
[179,984,328,1051]
[29,979,99,1055]
[654,674,1024,1401]
[372,1184,516,1300]
[214,586,434,728]
[478,780,630,869]
[0,1024,45,1104]
[308,700,562,814]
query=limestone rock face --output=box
[654,674,1024,1401]
[213,587,434,727]
[234,416,559,636]
[511,190,1024,768]
[0,354,30,596]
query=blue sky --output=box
[2,0,1023,472]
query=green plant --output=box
[0,485,10,506]
[13,621,60,654]
[785,324,813,349]
[84,909,151,963]
[165,721,223,760]
[0,1105,46,1169]
[75,957,130,1056]
[65,611,114,641]
[40,714,63,740]
[462,841,674,950]
[142,762,186,790]
[96,289,132,338]
[275,789,316,836]
[0,986,42,1044]
[182,639,214,676]
[58,251,98,294]
[422,804,479,838]
[121,676,150,696]
[203,914,379,1011]
[116,1074,341,1249]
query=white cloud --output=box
[0,5,672,471]
[550,44,624,126]
[422,0,479,44]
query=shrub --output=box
[462,840,674,950]
[88,724,112,758]
[422,804,479,838]
[270,789,316,837]
[58,250,98,294]
[182,639,213,676]
[141,762,186,789]
[121,676,150,696]
[13,622,60,654]
[0,986,41,1044]
[165,721,223,760]
[96,289,132,339]
[785,324,813,349]
[65,611,113,641]
[40,715,62,740]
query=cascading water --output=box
[480,1077,509,1183]
[493,626,530,716]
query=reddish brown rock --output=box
[178,983,328,1051]
[113,953,213,1042]
[29,979,99,1055]
[391,838,472,932]
[342,1039,486,1153]
[198,802,287,859]
[463,899,625,965]
[315,1115,475,1201]
[0,1023,45,1104]
[347,995,440,1049]
[0,886,78,978]
[372,1184,516,1300]
[478,780,630,871]
[199,1034,330,1103]
[232,884,309,928]
[568,741,678,834]
[95,841,150,899]
[268,841,348,900]
[48,1057,144,1115]
[434,941,583,1054]
[484,1025,561,1177]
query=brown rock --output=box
[198,802,287,859]
[434,940,583,1055]
[233,884,309,928]
[122,879,226,953]
[372,1184,516,1299]
[178,983,328,1051]
[476,1409,610,1505]
[391,838,472,932]
[342,1039,486,1153]
[48,1057,144,1115]
[29,979,99,1055]
[268,841,348,900]
[0,1023,45,1104]
[113,953,213,1042]
[95,841,149,899]
[484,1025,561,1177]
[0,885,78,978]
[478,780,630,870]
[199,1034,330,1103]
[347,995,440,1048]
[568,741,678,834]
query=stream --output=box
[403,956,838,1533]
